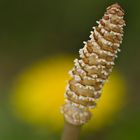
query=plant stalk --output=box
[61,121,82,140]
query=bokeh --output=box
[0,0,140,140]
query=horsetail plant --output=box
[61,3,125,140]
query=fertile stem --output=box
[61,2,125,140]
[61,121,81,140]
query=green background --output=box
[0,0,140,139]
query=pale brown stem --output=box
[61,121,82,140]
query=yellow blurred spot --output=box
[10,55,126,132]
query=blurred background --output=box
[0,0,140,140]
